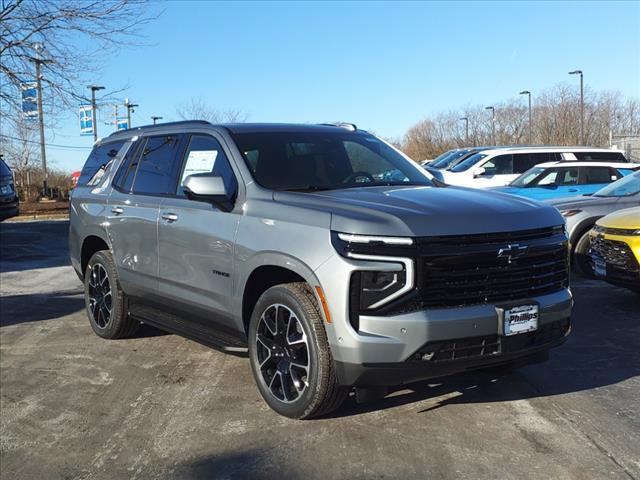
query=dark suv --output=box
[0,159,19,219]
[69,121,572,419]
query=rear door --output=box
[579,167,620,196]
[157,132,241,330]
[106,134,186,298]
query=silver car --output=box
[550,171,640,274]
[69,122,572,419]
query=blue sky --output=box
[46,0,640,171]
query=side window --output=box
[512,153,539,174]
[179,135,238,200]
[482,154,513,175]
[537,169,559,186]
[79,140,126,186]
[557,168,579,185]
[131,135,185,195]
[574,151,625,162]
[583,167,613,184]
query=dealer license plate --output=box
[504,305,539,336]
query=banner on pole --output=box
[79,105,94,136]
[21,82,38,120]
[116,117,129,131]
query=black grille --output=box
[589,235,639,269]
[409,319,570,364]
[417,230,569,309]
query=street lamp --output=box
[485,106,496,145]
[124,98,138,128]
[519,90,532,144]
[151,116,163,125]
[87,85,105,142]
[459,117,469,145]
[569,70,584,145]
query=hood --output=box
[597,207,640,229]
[546,195,617,209]
[273,185,563,237]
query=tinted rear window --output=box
[78,141,126,186]
[131,135,185,195]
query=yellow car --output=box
[588,207,640,292]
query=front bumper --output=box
[335,317,570,386]
[0,197,19,215]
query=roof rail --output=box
[108,120,212,136]
[319,122,357,132]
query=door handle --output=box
[568,188,578,192]
[161,212,178,222]
[111,206,124,215]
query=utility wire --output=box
[0,134,92,150]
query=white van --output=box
[439,147,627,188]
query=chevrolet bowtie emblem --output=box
[497,244,528,263]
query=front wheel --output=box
[248,283,347,419]
[573,231,594,277]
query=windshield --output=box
[232,131,433,191]
[510,167,546,187]
[594,171,640,197]
[449,152,488,172]
[0,159,12,177]
[429,150,456,166]
[430,149,472,169]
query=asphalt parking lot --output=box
[1,220,639,480]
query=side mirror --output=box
[183,173,232,211]
[473,167,486,178]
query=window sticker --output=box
[182,150,218,183]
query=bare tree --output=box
[176,97,248,123]
[2,116,39,179]
[402,83,640,160]
[0,0,159,117]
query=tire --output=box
[84,250,139,339]
[573,230,594,277]
[248,282,347,419]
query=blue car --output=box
[491,161,640,201]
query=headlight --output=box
[337,232,413,245]
[560,209,582,217]
[353,269,408,310]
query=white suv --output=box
[440,147,627,188]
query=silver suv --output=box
[70,122,572,419]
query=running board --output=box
[129,303,248,355]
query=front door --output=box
[157,133,241,330]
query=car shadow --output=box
[324,281,640,418]
[0,289,168,339]
[0,220,71,273]
[0,291,85,326]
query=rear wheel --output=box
[248,283,347,419]
[84,250,139,339]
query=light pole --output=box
[569,70,584,145]
[32,43,48,197]
[485,106,495,145]
[124,98,138,128]
[519,90,532,144]
[88,85,105,142]
[151,116,163,125]
[459,117,469,145]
